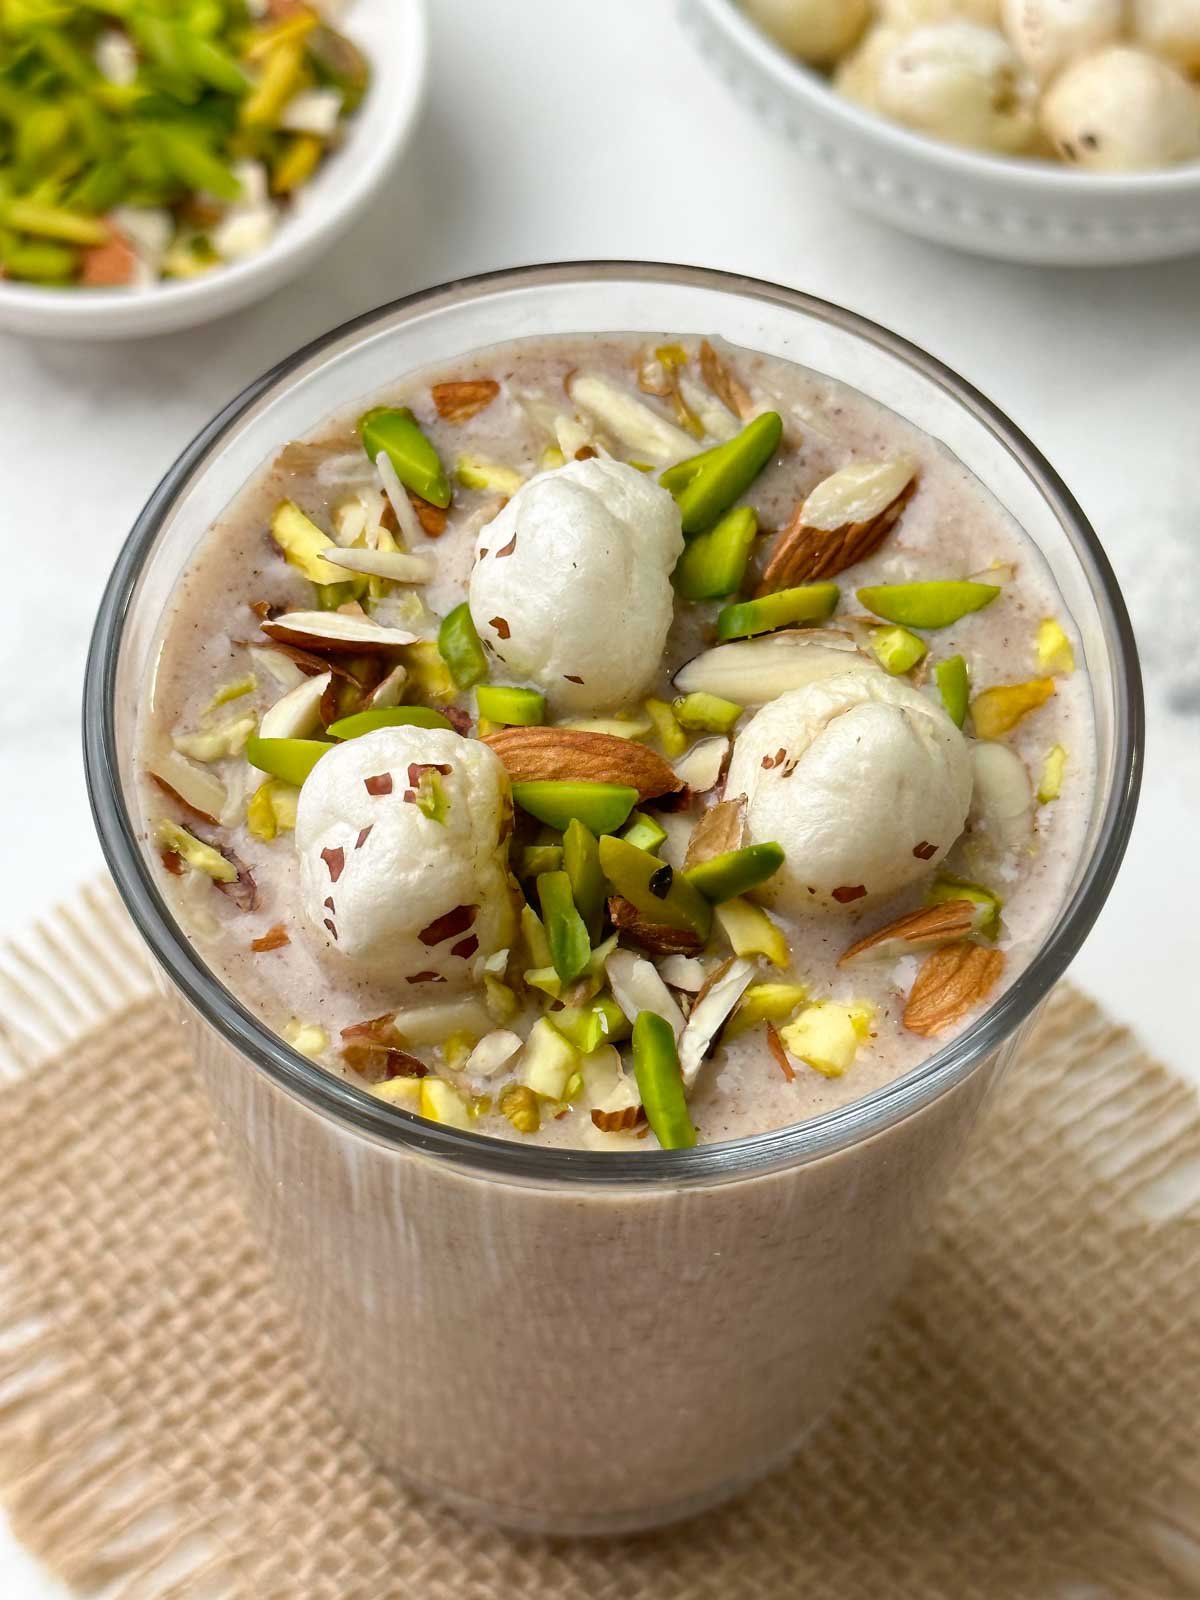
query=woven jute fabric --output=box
[0,884,1197,1599]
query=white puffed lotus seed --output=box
[881,0,1002,27]
[1001,0,1125,82]
[875,23,1039,152]
[1133,0,1200,69]
[833,25,907,108]
[740,0,872,64]
[1040,45,1200,169]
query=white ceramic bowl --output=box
[681,0,1200,265]
[0,0,427,340]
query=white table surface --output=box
[2,1,1197,1591]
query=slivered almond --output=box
[699,339,754,420]
[683,794,747,870]
[409,493,448,536]
[591,1105,647,1134]
[608,897,703,956]
[838,900,981,967]
[903,943,1005,1038]
[758,461,917,592]
[261,611,416,653]
[432,379,500,423]
[482,726,683,800]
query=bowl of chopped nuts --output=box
[681,0,1200,264]
[0,0,427,339]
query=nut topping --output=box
[903,943,1005,1037]
[838,899,981,966]
[758,459,917,591]
[432,378,500,423]
[483,726,684,801]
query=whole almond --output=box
[903,943,1005,1037]
[432,379,500,423]
[758,460,917,592]
[839,899,980,966]
[483,726,684,801]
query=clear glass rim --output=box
[82,261,1144,1186]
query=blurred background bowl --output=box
[0,0,427,341]
[681,0,1200,266]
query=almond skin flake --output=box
[364,773,393,796]
[161,848,185,876]
[410,494,448,536]
[494,532,517,558]
[590,1105,647,1133]
[321,846,346,883]
[490,616,512,640]
[832,885,867,904]
[418,904,479,947]
[765,1022,796,1082]
[251,924,290,953]
[432,378,500,423]
[912,841,938,860]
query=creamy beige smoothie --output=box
[137,332,1091,1153]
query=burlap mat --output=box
[0,883,1197,1599]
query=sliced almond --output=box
[482,726,683,801]
[903,943,1005,1038]
[464,1028,523,1078]
[261,610,416,654]
[758,460,917,591]
[838,900,984,967]
[566,371,695,462]
[605,948,686,1039]
[678,957,758,1089]
[699,339,754,420]
[683,794,747,870]
[608,896,704,956]
[673,629,871,705]
[148,750,228,824]
[323,547,436,584]
[259,671,330,740]
[657,954,708,992]
[672,736,729,795]
[432,378,500,423]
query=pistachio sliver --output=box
[716,583,839,641]
[868,625,927,676]
[359,406,451,509]
[512,781,638,836]
[157,821,237,884]
[713,897,790,968]
[633,1011,697,1150]
[934,655,970,727]
[673,505,758,600]
[245,735,332,787]
[621,811,668,853]
[673,691,744,736]
[660,411,783,535]
[437,602,489,689]
[476,685,545,726]
[537,870,592,985]
[724,982,810,1040]
[684,842,785,904]
[563,818,606,941]
[269,499,346,586]
[856,580,1001,630]
[971,677,1055,739]
[597,835,713,941]
[328,706,454,738]
[1037,744,1067,804]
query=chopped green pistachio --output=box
[780,1004,864,1079]
[716,583,839,641]
[536,871,592,985]
[476,685,545,726]
[270,499,346,586]
[857,581,1001,630]
[555,996,630,1054]
[660,411,783,535]
[157,820,237,883]
[402,640,458,703]
[441,1029,478,1071]
[926,874,1002,940]
[328,706,454,738]
[2,198,109,246]
[372,1076,421,1108]
[307,23,370,111]
[419,1077,472,1130]
[512,780,638,836]
[246,777,299,841]
[633,1011,696,1150]
[563,818,606,940]
[414,768,449,824]
[1036,618,1075,677]
[523,966,562,1000]
[499,1082,541,1134]
[643,696,687,758]
[455,455,525,496]
[684,842,785,904]
[1,239,76,281]
[935,655,970,728]
[673,691,744,736]
[240,37,305,127]
[206,674,257,713]
[437,602,489,690]
[246,735,331,788]
[714,897,790,968]
[621,811,668,854]
[484,973,519,1023]
[673,505,758,601]
[272,132,322,195]
[284,1019,329,1060]
[520,903,553,969]
[541,444,567,471]
[360,407,451,509]
[1037,744,1067,804]
[868,625,927,676]
[172,714,256,763]
[724,982,810,1040]
[520,843,563,878]
[522,1016,580,1101]
[971,677,1055,739]
[597,835,713,941]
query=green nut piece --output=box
[856,581,1001,630]
[621,811,668,854]
[597,835,713,941]
[633,1011,697,1150]
[683,842,785,904]
[520,843,563,878]
[307,23,371,112]
[359,406,451,509]
[476,685,545,726]
[328,706,454,738]
[673,505,758,601]
[660,411,783,535]
[716,583,839,641]
[934,655,970,728]
[246,736,331,787]
[926,874,1002,940]
[555,996,629,1054]
[563,818,606,941]
[536,870,592,985]
[437,603,489,690]
[673,691,744,736]
[512,781,638,836]
[868,626,927,676]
